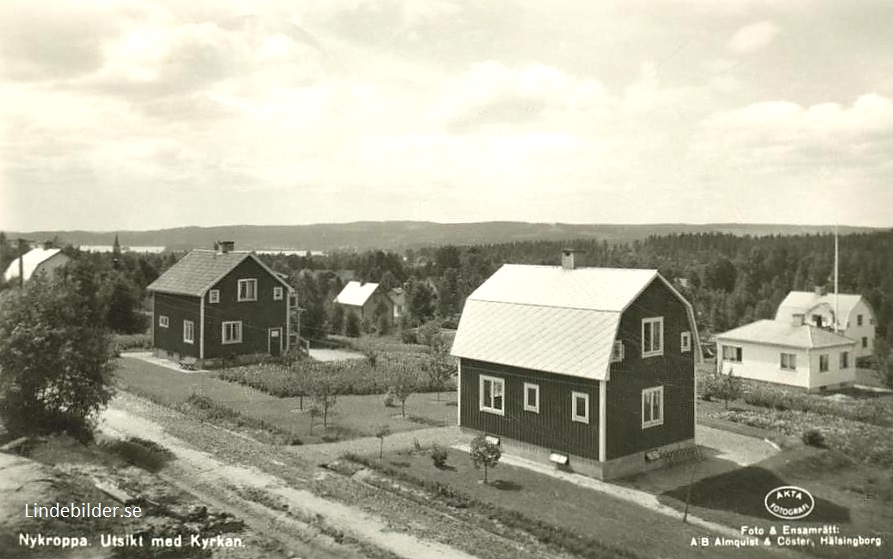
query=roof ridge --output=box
[468,299,622,313]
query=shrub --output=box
[112,333,152,352]
[104,437,173,472]
[383,389,396,407]
[802,429,826,448]
[430,445,448,468]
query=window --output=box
[780,353,797,371]
[523,383,540,413]
[642,386,664,428]
[722,345,743,363]
[812,315,823,328]
[611,341,624,363]
[209,289,220,303]
[183,320,194,344]
[237,279,257,301]
[819,354,829,373]
[273,286,284,301]
[857,314,863,326]
[571,392,589,424]
[222,321,243,344]
[839,351,849,370]
[862,337,868,349]
[479,376,504,415]
[641,317,664,358]
[159,315,169,328]
[680,331,691,353]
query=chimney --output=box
[561,249,577,271]
[216,241,235,254]
[814,285,826,297]
[792,313,805,327]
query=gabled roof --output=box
[147,250,292,297]
[4,248,66,282]
[716,319,854,349]
[334,281,380,306]
[451,265,699,381]
[775,291,868,323]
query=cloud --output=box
[435,61,608,132]
[728,21,780,56]
[694,94,893,172]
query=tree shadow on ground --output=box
[662,466,850,523]
[489,479,522,491]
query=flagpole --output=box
[834,225,839,333]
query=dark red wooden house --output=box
[147,242,294,368]
[451,251,700,479]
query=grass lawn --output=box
[357,447,771,559]
[115,356,457,445]
[654,446,892,559]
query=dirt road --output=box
[101,401,477,559]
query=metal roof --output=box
[451,264,697,381]
[716,319,855,349]
[147,250,291,297]
[3,248,66,282]
[334,281,380,306]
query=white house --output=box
[775,288,876,359]
[3,248,70,285]
[716,318,856,391]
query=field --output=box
[114,356,457,445]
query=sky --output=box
[1,0,892,231]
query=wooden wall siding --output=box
[460,359,600,460]
[203,257,288,359]
[606,279,695,460]
[153,292,201,358]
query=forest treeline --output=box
[1,230,890,346]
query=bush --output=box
[802,429,826,448]
[383,389,396,407]
[112,333,152,352]
[104,437,173,472]
[430,445,448,468]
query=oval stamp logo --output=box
[764,486,815,520]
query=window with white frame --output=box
[237,279,257,301]
[641,317,663,358]
[571,391,589,424]
[780,353,797,371]
[479,375,504,415]
[209,289,220,303]
[183,320,194,344]
[523,383,539,413]
[611,340,624,363]
[222,321,243,344]
[680,331,691,353]
[839,351,849,370]
[819,354,829,373]
[159,315,169,328]
[642,386,663,428]
[722,345,742,363]
[273,286,284,301]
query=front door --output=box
[268,327,282,357]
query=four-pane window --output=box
[238,279,257,301]
[159,315,169,328]
[209,289,220,303]
[642,386,664,428]
[642,317,664,358]
[273,286,284,301]
[780,353,797,371]
[722,345,742,362]
[222,321,243,344]
[479,376,505,415]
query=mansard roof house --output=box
[451,250,701,480]
[4,247,70,285]
[147,242,294,368]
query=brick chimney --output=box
[216,241,235,254]
[561,249,577,270]
[814,285,827,296]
